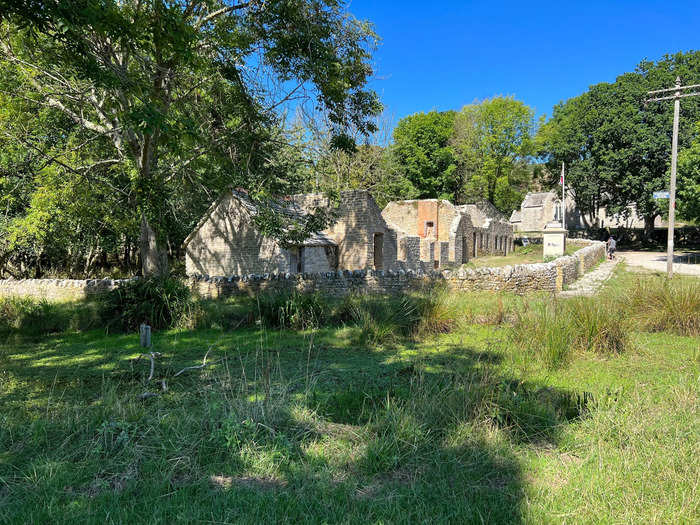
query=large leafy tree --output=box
[677,123,700,224]
[390,110,457,199]
[537,51,700,236]
[451,96,534,212]
[0,0,381,275]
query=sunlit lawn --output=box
[0,271,698,523]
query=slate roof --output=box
[510,210,522,223]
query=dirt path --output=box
[619,251,700,277]
[558,258,620,297]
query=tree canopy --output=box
[389,97,535,212]
[0,0,381,276]
[537,51,700,234]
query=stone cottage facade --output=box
[458,202,515,256]
[184,189,397,277]
[510,191,662,232]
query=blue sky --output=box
[348,0,700,124]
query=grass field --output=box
[0,268,698,523]
[463,243,582,268]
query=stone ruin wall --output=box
[0,241,606,302]
[190,240,605,298]
[0,278,132,302]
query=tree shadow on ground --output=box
[0,326,593,524]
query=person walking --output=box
[606,236,617,260]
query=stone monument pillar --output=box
[542,228,567,259]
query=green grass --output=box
[0,270,698,523]
[464,243,582,268]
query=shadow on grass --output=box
[0,326,593,524]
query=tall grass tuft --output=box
[566,296,631,355]
[343,294,420,346]
[513,295,631,369]
[256,291,330,330]
[621,276,700,336]
[99,277,198,332]
[0,296,101,336]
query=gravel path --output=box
[558,258,620,297]
[619,251,700,277]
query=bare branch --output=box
[196,2,250,27]
[174,348,214,376]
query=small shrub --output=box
[99,277,196,332]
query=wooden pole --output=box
[667,77,681,279]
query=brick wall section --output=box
[0,278,132,301]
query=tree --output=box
[677,123,700,224]
[390,110,457,199]
[305,114,418,208]
[0,0,381,275]
[537,51,700,237]
[451,96,534,212]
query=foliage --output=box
[99,277,197,332]
[390,110,458,199]
[451,96,535,212]
[677,123,700,224]
[537,51,700,235]
[0,0,382,275]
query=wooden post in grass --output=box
[140,323,151,348]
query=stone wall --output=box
[0,241,605,302]
[190,240,605,298]
[0,278,132,301]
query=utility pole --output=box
[646,77,700,278]
[561,162,566,231]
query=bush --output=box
[256,291,331,330]
[99,277,197,332]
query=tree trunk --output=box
[643,215,657,242]
[140,214,168,277]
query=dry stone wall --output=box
[0,278,132,301]
[0,241,605,302]
[190,240,605,298]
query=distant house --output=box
[510,191,663,232]
[183,189,397,277]
[382,199,473,268]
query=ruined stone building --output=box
[381,199,514,269]
[510,191,663,232]
[184,189,397,277]
[381,199,473,269]
[458,201,515,256]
